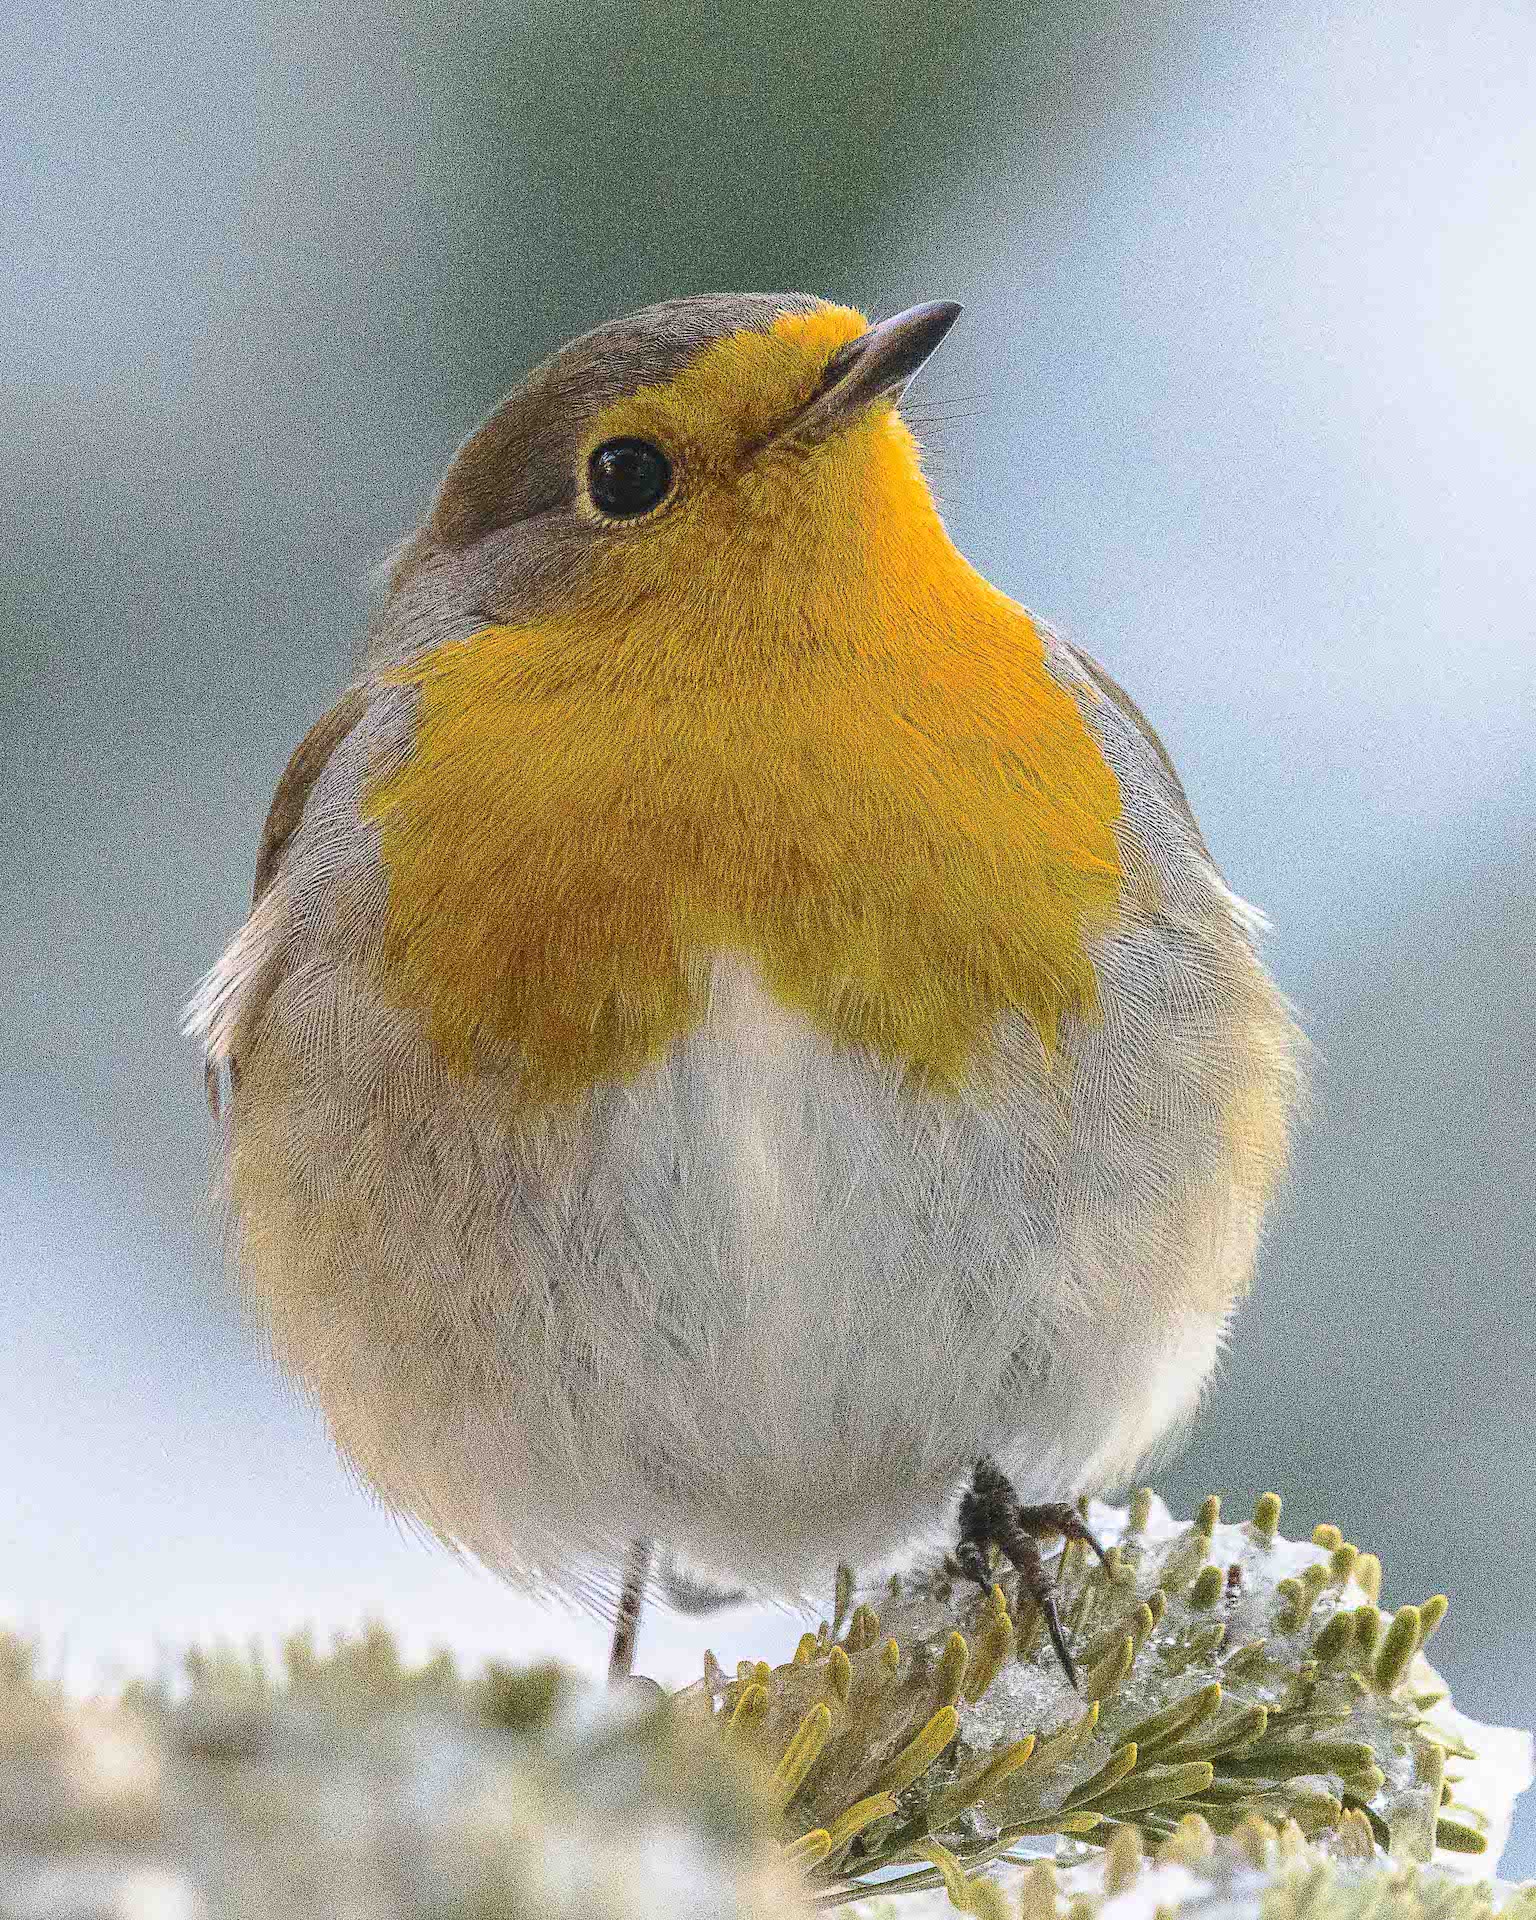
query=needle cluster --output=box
[1,1494,1522,1919]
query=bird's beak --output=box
[780,300,963,446]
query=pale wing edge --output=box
[183,685,371,1114]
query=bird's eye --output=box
[587,437,673,518]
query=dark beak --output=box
[782,299,963,445]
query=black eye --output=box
[588,437,673,518]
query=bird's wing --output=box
[1047,629,1283,959]
[185,684,372,1115]
[250,685,372,908]
[1052,637,1213,862]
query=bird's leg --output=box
[954,1458,1110,1690]
[608,1537,654,1686]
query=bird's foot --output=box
[953,1459,1110,1691]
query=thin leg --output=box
[608,1537,654,1686]
[954,1459,1109,1691]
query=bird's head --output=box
[381,294,963,663]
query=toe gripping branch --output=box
[953,1458,1111,1691]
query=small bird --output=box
[189,294,1301,1685]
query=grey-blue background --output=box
[4,0,1533,1874]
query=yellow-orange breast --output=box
[363,567,1124,1099]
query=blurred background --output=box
[4,0,1533,1874]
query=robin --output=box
[188,294,1301,1685]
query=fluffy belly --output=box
[229,942,1280,1600]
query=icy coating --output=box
[686,1492,1533,1908]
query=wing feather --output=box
[186,686,371,1113]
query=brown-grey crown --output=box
[374,293,845,661]
[426,293,826,552]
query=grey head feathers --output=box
[373,292,826,663]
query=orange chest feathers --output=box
[363,584,1125,1102]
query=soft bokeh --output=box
[5,0,1533,1875]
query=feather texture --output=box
[185,293,1302,1612]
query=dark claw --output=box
[1040,1592,1080,1692]
[954,1460,1102,1691]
